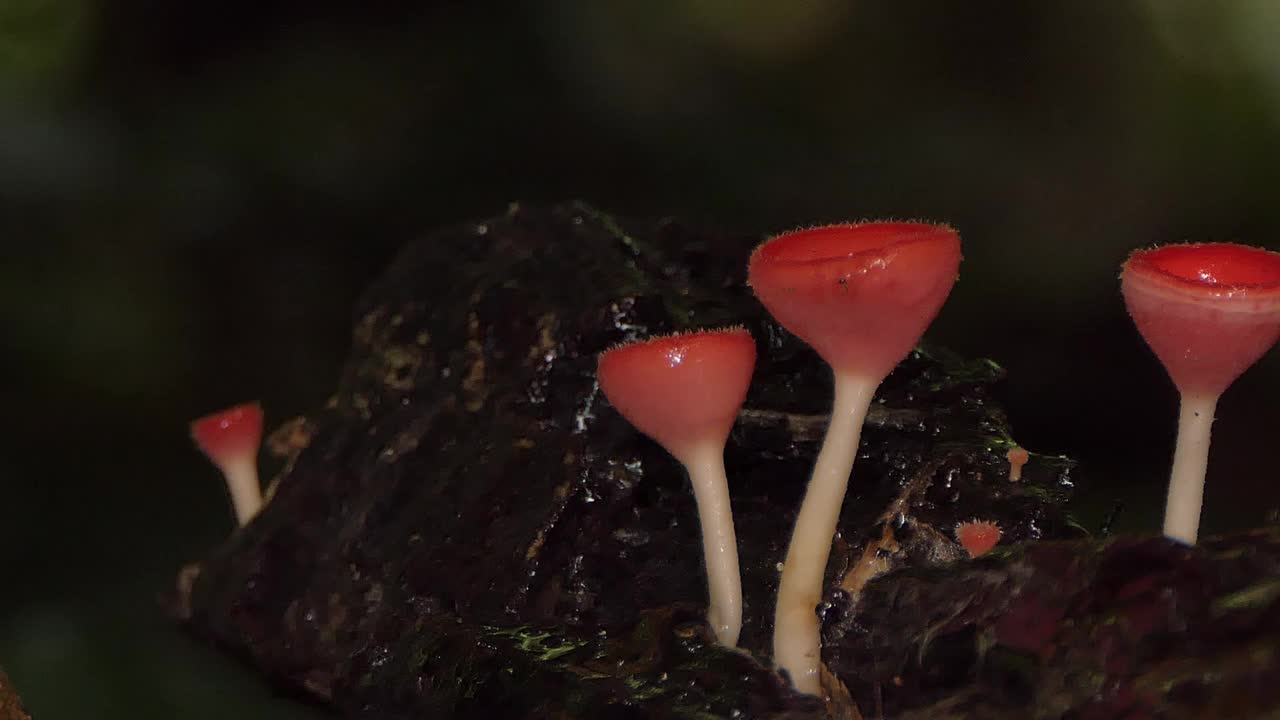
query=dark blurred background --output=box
[5,1,1280,717]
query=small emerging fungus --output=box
[190,402,266,526]
[954,519,1002,558]
[749,221,961,693]
[1122,243,1280,544]
[1006,446,1029,482]
[597,328,757,647]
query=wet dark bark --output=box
[173,204,1279,718]
[0,668,31,720]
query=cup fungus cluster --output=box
[188,213,1280,701]
[593,224,1280,697]
[1121,243,1280,544]
[598,221,962,694]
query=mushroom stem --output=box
[773,372,876,695]
[685,445,743,647]
[1164,392,1218,544]
[221,454,264,526]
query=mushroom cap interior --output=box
[748,222,961,380]
[191,403,265,464]
[1122,243,1280,396]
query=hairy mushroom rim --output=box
[955,519,1002,558]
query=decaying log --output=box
[173,204,1279,719]
[0,668,31,720]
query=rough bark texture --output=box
[823,528,1280,719]
[172,204,1280,719]
[0,668,31,720]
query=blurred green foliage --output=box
[0,0,86,91]
[4,2,1280,717]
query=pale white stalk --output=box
[685,444,742,647]
[1163,392,1218,544]
[220,454,264,526]
[773,372,876,695]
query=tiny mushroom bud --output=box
[749,221,961,694]
[597,327,757,647]
[954,519,1002,558]
[1006,446,1030,482]
[1121,243,1280,544]
[190,402,265,526]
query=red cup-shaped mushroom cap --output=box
[1122,243,1280,397]
[955,519,1002,558]
[190,403,265,467]
[748,222,961,380]
[598,328,756,464]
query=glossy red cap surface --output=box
[190,403,264,467]
[1122,243,1280,397]
[748,222,961,379]
[598,328,756,464]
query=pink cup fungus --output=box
[190,402,266,526]
[954,519,1002,558]
[749,221,961,693]
[597,327,757,647]
[1122,243,1280,544]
